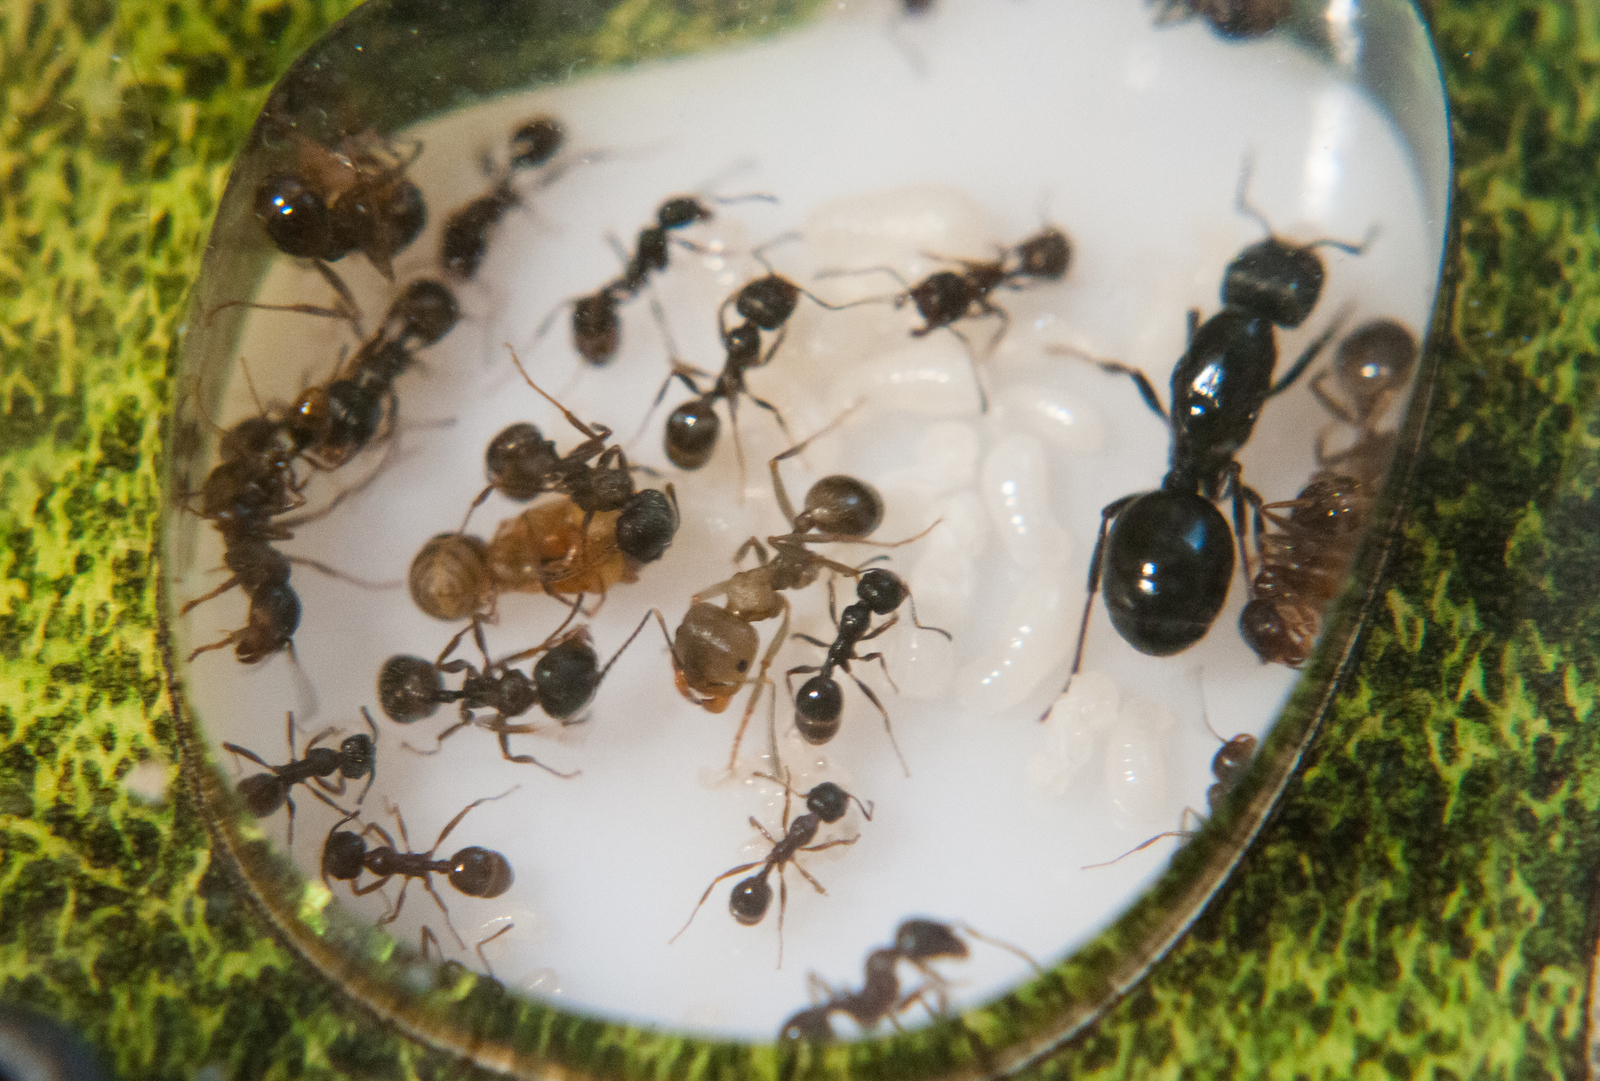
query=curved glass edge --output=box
[162,1,1455,1079]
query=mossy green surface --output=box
[2,0,1598,1078]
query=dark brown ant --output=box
[375,611,650,774]
[821,225,1071,410]
[440,116,565,280]
[670,772,867,966]
[253,123,426,279]
[1151,0,1288,39]
[320,788,516,950]
[659,411,936,770]
[222,709,377,845]
[1239,318,1416,665]
[787,568,950,775]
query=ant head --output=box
[236,773,287,817]
[1334,318,1417,418]
[657,196,712,230]
[340,177,426,265]
[533,634,600,720]
[728,874,773,925]
[220,415,293,465]
[1015,227,1071,280]
[736,275,801,332]
[572,293,621,366]
[1287,476,1363,538]
[448,847,514,898]
[616,487,680,565]
[1211,733,1258,787]
[235,584,300,664]
[894,919,967,962]
[803,781,870,825]
[338,734,376,778]
[378,655,447,723]
[393,279,460,346]
[665,398,721,470]
[797,476,884,537]
[408,534,491,622]
[1221,238,1324,328]
[1238,598,1309,667]
[778,1006,835,1046]
[254,173,342,260]
[856,568,908,615]
[485,422,560,500]
[794,676,843,745]
[509,115,564,170]
[322,826,367,882]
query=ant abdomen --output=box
[409,534,492,621]
[1103,492,1234,656]
[665,399,720,470]
[254,174,342,260]
[894,918,967,962]
[322,829,366,882]
[237,772,289,816]
[394,279,461,346]
[793,676,844,744]
[729,876,772,925]
[673,603,759,712]
[378,655,447,722]
[448,846,514,898]
[797,476,884,536]
[1332,318,1416,415]
[573,292,621,365]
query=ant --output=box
[671,772,870,966]
[440,115,565,280]
[1048,163,1368,690]
[653,237,857,472]
[1239,318,1416,665]
[659,410,936,770]
[375,611,650,774]
[253,121,426,279]
[320,788,516,951]
[822,225,1071,410]
[787,568,950,776]
[222,709,378,845]
[1151,0,1288,39]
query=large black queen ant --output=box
[1050,161,1371,690]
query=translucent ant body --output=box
[375,612,650,775]
[671,774,871,965]
[320,789,516,950]
[1239,318,1416,665]
[1151,0,1288,39]
[222,709,377,845]
[253,123,426,279]
[1052,167,1366,687]
[787,568,949,775]
[440,116,565,280]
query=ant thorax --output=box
[173,0,1444,1043]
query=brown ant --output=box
[375,611,651,775]
[670,771,868,966]
[787,568,950,776]
[440,116,565,280]
[658,410,936,770]
[222,709,378,845]
[320,789,516,950]
[253,121,426,280]
[821,225,1072,410]
[1151,0,1288,39]
[1239,318,1416,665]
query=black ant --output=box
[253,121,426,279]
[440,116,565,280]
[787,568,949,776]
[320,789,516,951]
[658,411,936,770]
[222,709,377,845]
[1240,318,1416,665]
[375,611,650,774]
[654,237,857,472]
[1048,164,1368,691]
[1151,0,1287,39]
[822,225,1071,410]
[670,772,869,966]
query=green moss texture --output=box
[3,0,1600,1078]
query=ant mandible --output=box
[320,789,516,951]
[222,709,377,845]
[1049,162,1368,690]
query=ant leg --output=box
[432,786,519,852]
[422,875,467,950]
[1051,345,1168,422]
[851,676,909,777]
[420,926,446,965]
[1081,829,1188,869]
[953,922,1045,977]
[179,575,244,615]
[745,393,793,447]
[1268,310,1346,398]
[942,324,990,413]
[1046,495,1137,720]
[496,727,580,779]
[596,610,656,683]
[727,600,790,772]
[221,742,275,774]
[775,866,789,970]
[857,650,897,694]
[669,861,765,943]
[1308,369,1358,426]
[352,872,395,899]
[476,922,514,977]
[768,404,867,526]
[505,344,609,442]
[401,714,475,756]
[1232,155,1273,238]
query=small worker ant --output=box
[320,788,516,950]
[222,709,377,845]
[1239,318,1416,665]
[822,225,1071,410]
[660,410,936,770]
[670,772,869,966]
[1049,163,1367,689]
[440,115,565,280]
[375,611,650,774]
[787,568,949,776]
[253,122,426,279]
[1151,0,1288,39]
